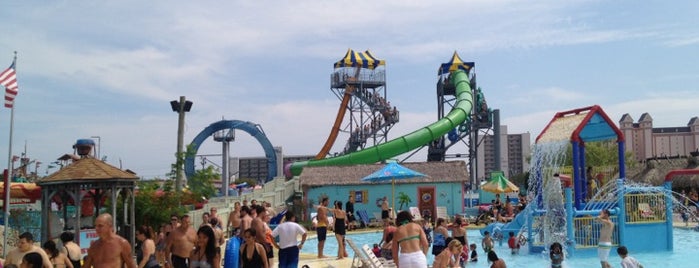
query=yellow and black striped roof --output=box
[439,51,474,75]
[334,48,385,70]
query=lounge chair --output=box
[357,210,380,228]
[269,209,287,225]
[362,244,396,267]
[409,207,423,221]
[436,206,450,222]
[346,238,372,268]
[356,209,370,228]
[373,212,383,222]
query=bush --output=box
[688,156,698,168]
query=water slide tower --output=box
[315,49,399,159]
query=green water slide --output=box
[289,69,473,176]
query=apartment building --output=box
[619,113,699,161]
[477,125,531,180]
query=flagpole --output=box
[3,52,17,258]
[4,107,14,257]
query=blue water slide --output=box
[503,212,527,233]
[480,212,528,241]
[185,120,277,183]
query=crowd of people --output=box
[365,209,511,268]
[0,191,653,268]
[344,88,400,153]
[475,193,529,225]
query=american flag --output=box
[0,59,18,108]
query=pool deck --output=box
[295,224,487,268]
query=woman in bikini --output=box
[432,239,463,268]
[391,210,429,268]
[240,228,269,268]
[189,225,221,268]
[432,218,449,257]
[59,231,81,268]
[42,240,74,268]
[450,217,469,263]
[380,232,394,260]
[136,225,160,268]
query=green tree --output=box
[397,192,412,210]
[187,165,220,199]
[166,144,197,190]
[133,179,187,229]
[564,141,636,168]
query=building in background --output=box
[619,113,699,162]
[477,125,531,180]
[231,153,315,183]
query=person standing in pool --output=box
[550,242,564,268]
[597,209,614,268]
[391,210,429,268]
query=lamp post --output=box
[90,136,101,160]
[170,96,193,193]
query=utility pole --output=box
[170,96,193,193]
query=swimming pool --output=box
[301,228,699,267]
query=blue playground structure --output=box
[484,105,676,256]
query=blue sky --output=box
[1,1,698,178]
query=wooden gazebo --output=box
[37,157,138,250]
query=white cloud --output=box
[1,0,698,178]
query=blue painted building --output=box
[299,161,468,222]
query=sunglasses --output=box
[171,218,179,221]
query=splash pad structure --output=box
[513,105,675,256]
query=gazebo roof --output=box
[38,158,138,185]
[536,105,624,144]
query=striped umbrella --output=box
[481,173,520,194]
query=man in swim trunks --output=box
[597,209,614,268]
[227,201,242,237]
[315,197,330,258]
[165,215,196,268]
[381,196,390,223]
[83,214,137,268]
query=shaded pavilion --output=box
[37,157,138,248]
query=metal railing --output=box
[572,215,619,248]
[624,193,666,223]
[190,177,299,228]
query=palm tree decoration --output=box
[397,192,412,210]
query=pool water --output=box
[301,229,699,267]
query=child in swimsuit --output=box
[550,242,564,268]
[482,231,494,253]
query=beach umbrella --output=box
[482,172,520,194]
[361,162,428,211]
